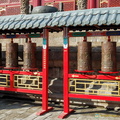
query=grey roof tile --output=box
[14,20,25,29]
[26,19,38,29]
[3,21,13,30]
[89,14,100,25]
[39,19,51,28]
[74,14,85,26]
[107,13,117,25]
[66,15,76,26]
[51,16,62,27]
[116,13,120,25]
[32,18,44,29]
[0,7,120,31]
[8,21,19,30]
[82,14,93,26]
[58,16,70,26]
[98,13,109,25]
[20,20,31,29]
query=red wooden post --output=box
[88,0,96,9]
[32,0,41,7]
[37,29,53,115]
[108,0,110,7]
[87,0,90,9]
[58,27,74,119]
[96,0,100,8]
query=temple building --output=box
[0,0,120,16]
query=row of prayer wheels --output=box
[77,41,117,73]
[0,40,37,70]
[0,39,117,72]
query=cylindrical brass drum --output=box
[101,41,117,72]
[0,44,2,66]
[23,43,36,69]
[6,43,18,68]
[77,41,92,71]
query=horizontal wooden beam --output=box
[68,31,120,37]
[0,33,43,39]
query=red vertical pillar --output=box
[87,0,90,9]
[96,0,100,8]
[88,0,96,9]
[37,29,53,115]
[108,0,110,7]
[63,27,69,114]
[32,0,41,7]
[41,0,45,6]
[58,27,74,119]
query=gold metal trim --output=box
[69,78,120,96]
[0,74,10,87]
[14,75,42,90]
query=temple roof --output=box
[0,7,120,33]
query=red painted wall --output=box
[32,0,41,7]
[87,0,96,9]
[42,0,76,11]
[109,0,120,7]
[0,0,120,16]
[88,0,120,9]
[0,0,41,16]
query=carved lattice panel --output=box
[69,78,120,96]
[14,75,42,90]
[0,7,6,16]
[0,74,10,87]
[100,0,108,8]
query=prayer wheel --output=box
[23,43,36,69]
[77,41,92,71]
[6,43,18,68]
[101,41,117,72]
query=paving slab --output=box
[0,98,120,120]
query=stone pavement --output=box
[0,97,120,120]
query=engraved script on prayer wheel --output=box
[77,41,92,71]
[101,41,117,72]
[23,43,36,69]
[6,43,18,68]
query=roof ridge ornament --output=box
[32,6,58,14]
